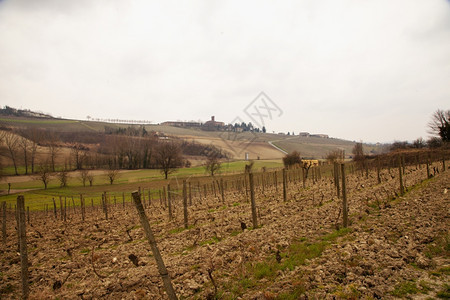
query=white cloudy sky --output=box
[0,0,449,143]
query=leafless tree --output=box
[326,149,345,164]
[79,169,90,187]
[352,142,365,171]
[3,131,20,175]
[18,136,31,175]
[282,151,301,169]
[87,172,94,186]
[71,143,86,170]
[428,109,450,142]
[205,153,221,176]
[155,141,182,179]
[57,168,69,187]
[46,132,61,172]
[412,138,425,149]
[106,168,119,185]
[35,164,51,189]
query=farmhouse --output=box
[161,120,202,127]
[202,116,225,130]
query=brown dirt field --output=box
[180,135,285,160]
[0,161,448,299]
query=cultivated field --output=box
[0,115,384,163]
[1,153,448,299]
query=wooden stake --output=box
[131,192,178,300]
[398,156,405,196]
[2,201,6,246]
[17,195,29,299]
[249,173,258,229]
[167,185,172,221]
[220,178,225,204]
[341,164,348,228]
[183,180,188,229]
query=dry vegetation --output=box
[1,151,448,299]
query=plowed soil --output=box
[1,162,448,299]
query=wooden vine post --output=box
[131,192,178,300]
[334,163,340,199]
[282,168,287,202]
[188,182,192,206]
[80,194,85,222]
[248,172,258,229]
[220,178,225,204]
[340,164,348,228]
[167,185,173,221]
[376,157,381,184]
[182,180,188,229]
[398,156,405,196]
[2,201,6,246]
[59,196,63,221]
[102,192,109,220]
[17,195,29,299]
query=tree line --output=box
[0,126,228,178]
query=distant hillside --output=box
[0,111,386,160]
[0,105,53,119]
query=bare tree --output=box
[79,169,90,187]
[35,164,51,189]
[57,168,69,187]
[155,142,182,179]
[4,131,20,175]
[87,172,94,186]
[46,132,60,172]
[22,128,41,173]
[352,142,365,171]
[106,169,119,185]
[18,136,31,175]
[428,109,450,142]
[205,153,221,176]
[71,143,86,170]
[282,151,301,169]
[326,149,345,164]
[412,138,425,149]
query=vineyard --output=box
[1,150,449,299]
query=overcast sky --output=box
[0,0,449,143]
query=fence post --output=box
[183,180,188,229]
[334,163,340,199]
[376,157,381,184]
[398,156,405,196]
[274,171,278,192]
[220,178,225,204]
[81,194,85,222]
[59,196,63,221]
[131,192,178,300]
[248,172,258,229]
[17,195,29,299]
[2,201,6,246]
[341,164,348,228]
[52,198,57,219]
[167,185,173,221]
[102,192,109,220]
[282,168,287,202]
[188,182,192,206]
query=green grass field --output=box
[0,159,283,210]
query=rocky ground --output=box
[0,162,448,299]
